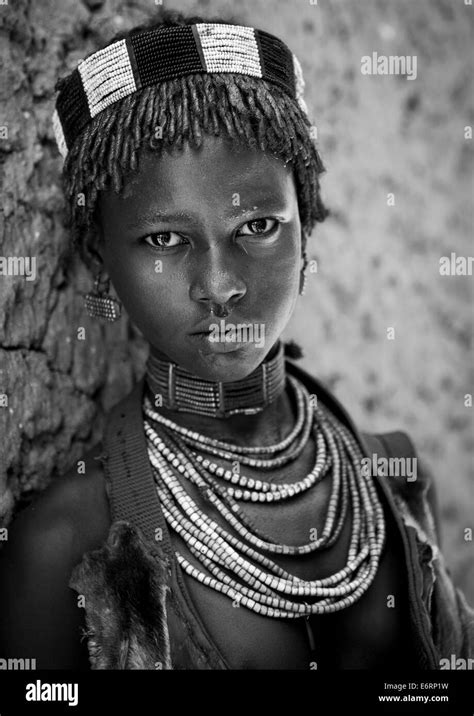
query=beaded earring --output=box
[84,271,122,322]
[299,269,308,296]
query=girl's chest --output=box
[167,458,416,670]
[174,546,413,669]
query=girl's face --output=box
[98,134,302,382]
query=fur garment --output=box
[69,520,172,669]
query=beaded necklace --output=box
[146,341,286,418]
[142,374,386,620]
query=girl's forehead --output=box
[118,134,294,200]
[99,136,298,229]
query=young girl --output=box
[0,9,472,671]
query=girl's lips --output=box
[189,317,248,336]
[187,332,245,353]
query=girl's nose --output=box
[189,252,247,310]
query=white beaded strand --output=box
[143,373,386,619]
[143,375,311,460]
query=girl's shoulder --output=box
[0,442,111,668]
[7,441,111,562]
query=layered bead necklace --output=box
[142,370,386,620]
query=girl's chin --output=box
[184,342,267,383]
[192,346,264,383]
[148,338,272,383]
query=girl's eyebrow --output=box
[127,197,290,231]
[127,209,196,230]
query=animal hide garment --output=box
[69,520,172,669]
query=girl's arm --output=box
[0,450,110,670]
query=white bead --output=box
[78,39,136,118]
[196,23,262,78]
[52,109,67,158]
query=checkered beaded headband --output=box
[52,22,310,159]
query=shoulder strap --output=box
[101,378,172,556]
[364,430,417,461]
[363,429,441,542]
[377,430,418,461]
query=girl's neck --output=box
[145,342,296,447]
[148,386,296,449]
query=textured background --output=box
[1,0,473,601]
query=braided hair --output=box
[58,9,329,271]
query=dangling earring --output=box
[84,271,122,322]
[299,269,307,296]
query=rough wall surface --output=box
[0,0,472,601]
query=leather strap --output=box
[364,429,440,541]
[363,430,416,463]
[101,377,172,558]
[375,431,417,462]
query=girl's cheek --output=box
[260,254,300,300]
[105,248,167,291]
[122,275,179,317]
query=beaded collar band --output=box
[52,22,309,158]
[145,341,286,419]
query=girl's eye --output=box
[143,232,188,249]
[142,220,278,249]
[237,218,279,237]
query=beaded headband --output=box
[52,22,310,159]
